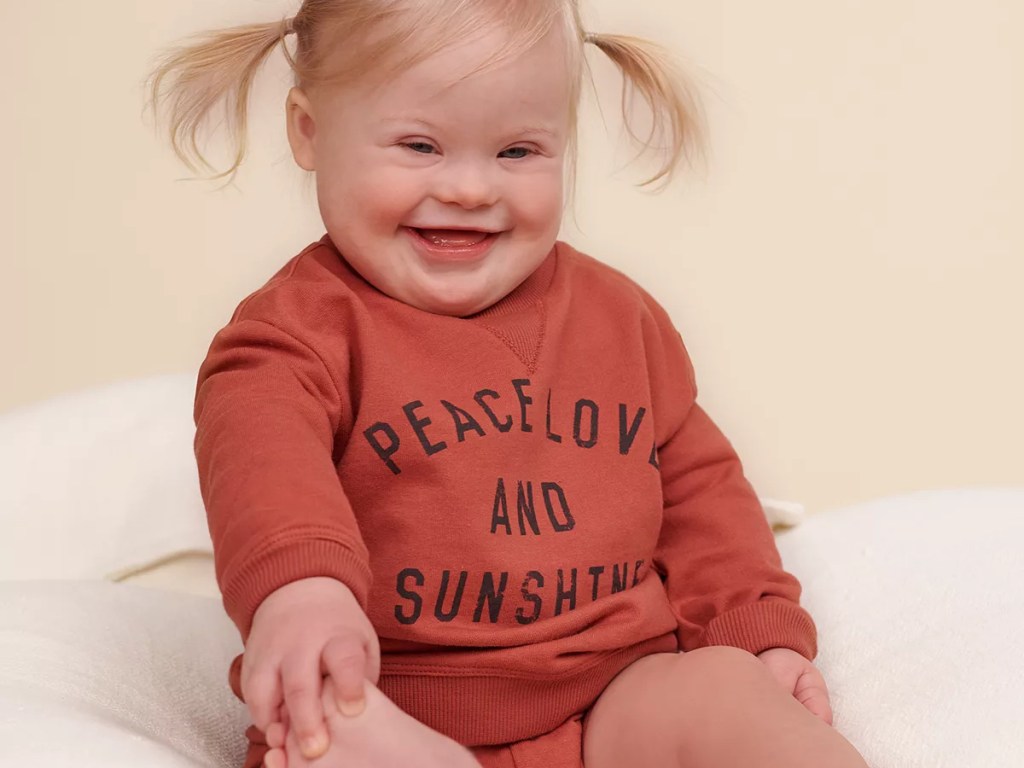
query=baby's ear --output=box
[286,87,317,171]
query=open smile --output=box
[404,227,501,262]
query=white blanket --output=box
[2,488,1023,767]
[775,487,1024,767]
[0,581,247,768]
[0,375,211,582]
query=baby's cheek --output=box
[516,175,565,233]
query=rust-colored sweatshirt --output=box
[195,236,816,746]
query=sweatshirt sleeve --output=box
[645,305,817,659]
[194,314,372,641]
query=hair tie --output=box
[282,17,296,37]
[584,32,599,45]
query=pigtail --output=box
[586,33,708,187]
[146,20,292,181]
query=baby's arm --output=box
[195,314,373,755]
[195,317,372,629]
[652,400,816,657]
[637,295,817,660]
[652,392,830,718]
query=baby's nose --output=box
[434,164,499,209]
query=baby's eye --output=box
[404,142,437,154]
[499,147,533,160]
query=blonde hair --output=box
[147,0,707,188]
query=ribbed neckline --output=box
[319,235,558,320]
[466,244,558,321]
[466,245,558,371]
[322,236,559,371]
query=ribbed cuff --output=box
[699,598,818,660]
[222,532,372,640]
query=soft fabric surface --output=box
[0,580,247,768]
[123,552,220,598]
[776,487,1024,767]
[0,374,211,582]
[1,489,1022,767]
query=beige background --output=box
[1,1,1020,514]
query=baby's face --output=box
[288,25,572,316]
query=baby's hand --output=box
[242,577,380,760]
[756,647,833,725]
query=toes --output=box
[264,747,287,768]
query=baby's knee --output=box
[671,646,777,697]
[596,647,770,716]
[677,645,765,676]
[624,646,779,715]
[585,648,776,763]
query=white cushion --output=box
[1,490,1022,766]
[776,487,1024,767]
[0,580,247,768]
[0,374,212,581]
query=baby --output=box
[149,2,870,767]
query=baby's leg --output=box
[263,677,482,768]
[583,648,868,768]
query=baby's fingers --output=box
[795,670,834,726]
[266,721,287,750]
[265,703,291,749]
[322,635,369,717]
[281,654,329,759]
[240,664,284,733]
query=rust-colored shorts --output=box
[234,654,586,768]
[471,714,585,768]
[242,714,585,768]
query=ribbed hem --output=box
[699,598,818,659]
[222,534,372,639]
[379,634,676,746]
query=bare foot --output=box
[263,677,481,768]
